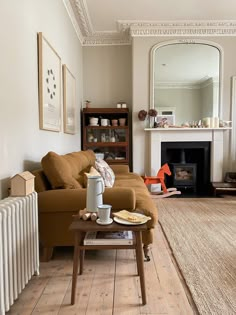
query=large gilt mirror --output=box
[150,40,223,126]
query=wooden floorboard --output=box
[7,224,196,315]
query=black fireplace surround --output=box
[161,142,211,195]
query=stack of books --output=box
[83,230,133,245]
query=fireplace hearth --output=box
[161,142,211,195]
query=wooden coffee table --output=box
[69,219,148,305]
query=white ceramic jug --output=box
[86,176,105,212]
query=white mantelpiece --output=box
[145,128,230,182]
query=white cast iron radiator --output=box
[0,191,39,315]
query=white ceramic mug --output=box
[101,119,109,126]
[97,204,111,222]
[90,117,98,125]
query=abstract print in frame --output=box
[63,65,76,134]
[38,32,61,131]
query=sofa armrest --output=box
[38,187,136,213]
[38,189,87,213]
[110,164,130,174]
[104,187,135,210]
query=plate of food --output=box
[113,210,151,225]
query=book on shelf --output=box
[83,230,133,245]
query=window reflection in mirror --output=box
[151,41,222,126]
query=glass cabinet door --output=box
[85,127,128,162]
[86,128,127,143]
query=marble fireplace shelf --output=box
[145,127,231,182]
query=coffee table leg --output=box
[71,231,80,305]
[79,250,85,275]
[135,231,147,305]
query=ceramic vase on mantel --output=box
[148,116,155,128]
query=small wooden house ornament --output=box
[11,171,35,196]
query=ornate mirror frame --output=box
[230,76,236,169]
[150,39,224,120]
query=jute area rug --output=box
[155,198,236,315]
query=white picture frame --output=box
[156,114,175,126]
[156,106,176,116]
[63,64,76,134]
[38,32,61,132]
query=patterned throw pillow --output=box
[95,159,115,188]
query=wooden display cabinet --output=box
[82,108,131,169]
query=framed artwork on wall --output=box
[62,64,76,134]
[38,32,61,132]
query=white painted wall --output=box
[83,45,132,109]
[0,0,83,199]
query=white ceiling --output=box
[85,0,236,31]
[66,0,236,45]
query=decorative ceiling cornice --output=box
[63,0,84,43]
[64,1,236,46]
[155,77,218,90]
[83,34,131,46]
[122,20,236,37]
[70,0,93,36]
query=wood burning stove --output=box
[170,149,197,192]
[161,142,211,196]
[172,163,197,192]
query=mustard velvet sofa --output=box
[33,150,158,261]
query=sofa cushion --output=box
[32,169,51,192]
[95,159,115,187]
[63,150,96,186]
[41,151,82,189]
